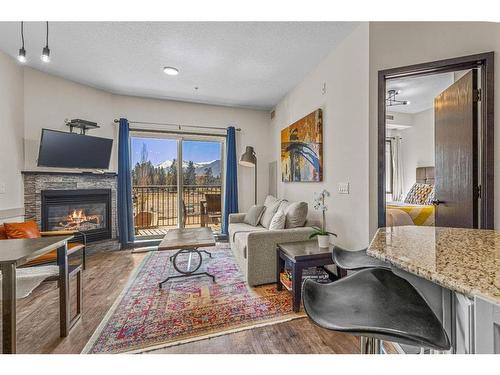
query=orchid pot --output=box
[317,234,330,248]
[310,189,337,248]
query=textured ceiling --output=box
[386,72,456,114]
[0,22,359,110]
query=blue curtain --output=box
[117,118,135,247]
[222,126,239,235]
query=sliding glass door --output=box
[182,140,223,232]
[130,132,224,239]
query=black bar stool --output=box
[332,245,390,271]
[303,268,451,354]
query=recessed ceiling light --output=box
[163,66,179,76]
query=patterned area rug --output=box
[83,243,304,353]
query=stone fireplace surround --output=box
[22,171,120,252]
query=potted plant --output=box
[309,189,337,247]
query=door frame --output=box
[179,135,226,231]
[129,131,225,234]
[377,52,494,228]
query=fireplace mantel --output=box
[22,170,118,177]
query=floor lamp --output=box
[239,146,257,205]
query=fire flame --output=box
[65,209,101,226]
[71,209,85,223]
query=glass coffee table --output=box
[157,227,216,288]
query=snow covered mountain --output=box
[156,159,221,177]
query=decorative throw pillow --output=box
[243,205,266,226]
[278,199,290,213]
[424,187,436,205]
[0,224,7,240]
[4,221,42,239]
[259,195,282,229]
[269,210,286,230]
[404,183,434,205]
[284,201,308,228]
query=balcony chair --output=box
[202,193,222,227]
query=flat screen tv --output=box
[37,129,113,169]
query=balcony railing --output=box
[132,185,222,232]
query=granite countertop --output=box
[368,226,500,304]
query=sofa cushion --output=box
[269,210,286,230]
[228,222,267,242]
[284,202,308,228]
[4,221,42,239]
[243,205,265,226]
[260,195,282,229]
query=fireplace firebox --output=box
[41,189,112,243]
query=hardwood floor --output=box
[147,319,360,354]
[9,250,366,354]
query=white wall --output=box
[400,108,435,196]
[0,51,24,211]
[22,68,271,212]
[386,111,413,128]
[270,24,370,250]
[111,95,271,212]
[23,68,116,171]
[369,22,500,233]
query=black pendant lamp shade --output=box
[41,22,50,63]
[17,22,26,63]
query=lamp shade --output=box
[239,146,256,167]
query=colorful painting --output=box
[281,109,323,182]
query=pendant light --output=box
[41,21,50,63]
[17,22,26,63]
[386,89,410,107]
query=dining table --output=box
[0,235,73,354]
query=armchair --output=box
[39,230,87,270]
[0,221,87,270]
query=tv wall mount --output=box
[65,119,100,135]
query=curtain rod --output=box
[128,127,228,138]
[113,119,241,132]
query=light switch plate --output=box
[0,183,5,194]
[338,182,349,194]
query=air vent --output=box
[386,114,394,120]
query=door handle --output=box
[431,200,444,206]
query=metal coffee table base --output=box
[159,247,215,288]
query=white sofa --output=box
[228,197,315,286]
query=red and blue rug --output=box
[83,243,303,353]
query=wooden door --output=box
[434,70,478,228]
